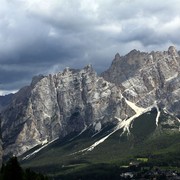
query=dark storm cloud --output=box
[1,0,180,95]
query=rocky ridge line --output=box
[0,46,180,160]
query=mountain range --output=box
[0,46,180,178]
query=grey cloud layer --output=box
[1,0,180,94]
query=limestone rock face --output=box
[1,65,134,157]
[101,46,180,116]
[1,46,180,159]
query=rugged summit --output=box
[0,46,180,161]
[102,46,180,115]
[1,65,134,157]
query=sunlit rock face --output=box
[0,65,134,157]
[102,46,180,116]
[0,46,180,158]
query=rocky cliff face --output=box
[1,65,134,157]
[0,94,14,112]
[0,46,180,159]
[102,46,180,116]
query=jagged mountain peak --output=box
[102,46,180,110]
[0,46,180,163]
[114,53,121,60]
[168,45,179,57]
[110,46,179,70]
[1,62,135,157]
[51,64,94,78]
[62,67,80,75]
[127,49,141,55]
[83,64,93,70]
[31,74,45,87]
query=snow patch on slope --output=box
[115,107,151,135]
[125,98,146,114]
[22,138,59,160]
[155,104,160,126]
[74,100,152,153]
[77,127,119,153]
[117,98,150,134]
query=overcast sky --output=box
[1,0,180,95]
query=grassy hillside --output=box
[20,110,180,179]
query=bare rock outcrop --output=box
[101,46,180,116]
[1,46,180,159]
